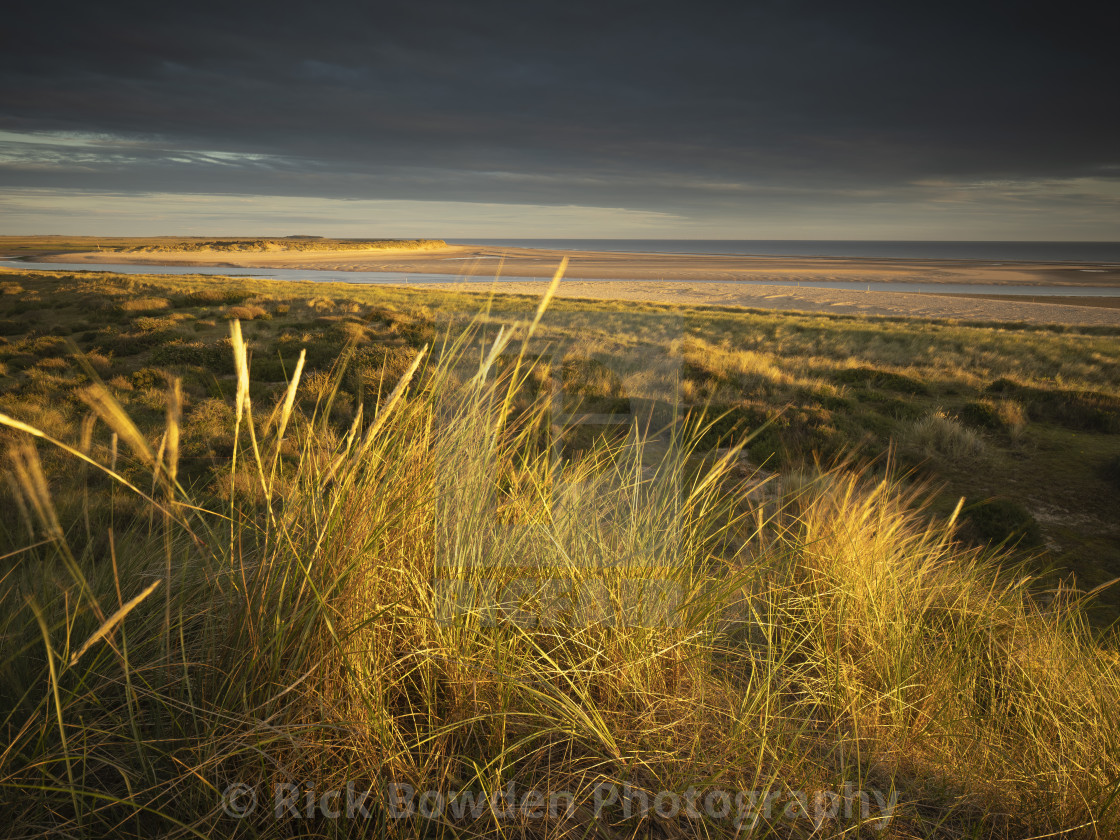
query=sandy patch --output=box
[394,278,1120,327]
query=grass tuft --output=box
[1,272,1118,837]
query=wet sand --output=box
[397,278,1120,327]
[41,243,1120,326]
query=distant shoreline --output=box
[12,238,1120,326]
[34,242,1120,288]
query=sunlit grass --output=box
[1,283,1118,837]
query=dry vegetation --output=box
[1,266,1119,837]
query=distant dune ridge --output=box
[120,237,447,253]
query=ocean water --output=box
[444,239,1120,263]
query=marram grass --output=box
[1,300,1118,838]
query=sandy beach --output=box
[391,278,1120,327]
[40,243,1120,326]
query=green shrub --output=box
[833,365,929,395]
[903,410,987,462]
[119,296,171,313]
[177,288,251,306]
[0,320,28,336]
[130,366,168,391]
[251,352,302,382]
[94,330,176,357]
[226,303,270,321]
[349,345,424,393]
[986,380,1120,433]
[859,392,925,420]
[149,339,236,373]
[959,400,1005,431]
[961,498,1044,548]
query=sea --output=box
[443,240,1120,263]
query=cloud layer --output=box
[2,1,1117,236]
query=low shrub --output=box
[149,339,236,373]
[833,365,929,395]
[94,330,176,357]
[226,303,269,321]
[129,366,168,391]
[959,400,1004,430]
[903,410,987,462]
[987,380,1120,433]
[119,296,171,312]
[82,350,113,377]
[859,392,925,420]
[177,288,251,306]
[0,320,27,336]
[961,497,1044,548]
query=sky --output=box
[1,0,1118,239]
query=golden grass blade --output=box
[0,412,45,439]
[7,443,63,541]
[494,258,567,429]
[26,596,79,820]
[230,319,250,421]
[79,385,153,465]
[264,349,308,500]
[474,325,509,385]
[4,472,35,541]
[479,254,506,319]
[151,430,168,497]
[69,579,162,667]
[318,343,428,489]
[319,403,366,492]
[0,414,179,521]
[274,348,306,445]
[526,257,567,342]
[343,402,364,453]
[165,378,182,489]
[355,343,428,457]
[78,414,96,538]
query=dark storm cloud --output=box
[1,0,1118,217]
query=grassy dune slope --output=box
[1,267,1119,837]
[3,268,1118,613]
